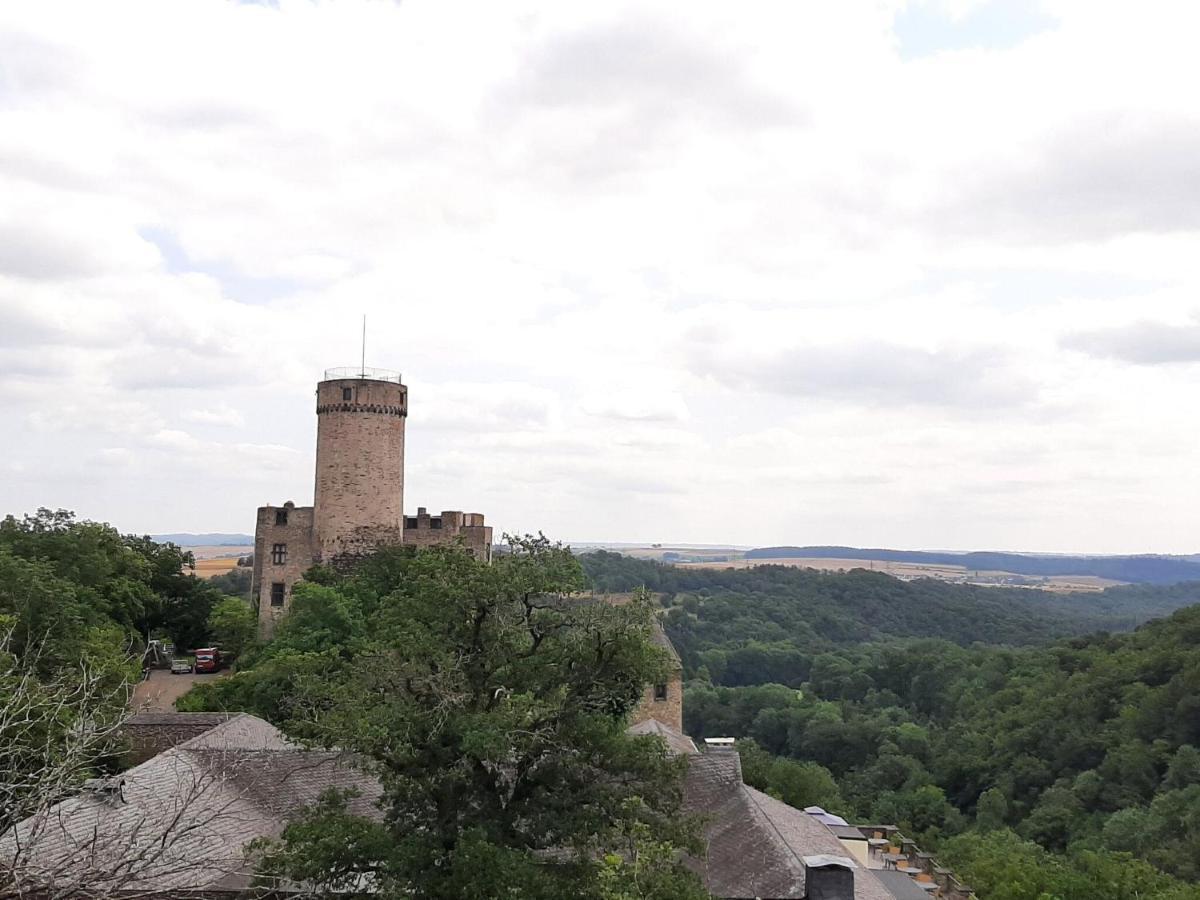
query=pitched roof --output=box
[8,713,893,900]
[683,751,893,900]
[626,718,699,755]
[1,714,380,895]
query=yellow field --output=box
[675,557,1123,592]
[193,557,242,578]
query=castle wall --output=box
[630,668,684,732]
[253,503,315,638]
[313,377,406,562]
[403,507,493,562]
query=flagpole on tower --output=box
[361,314,366,378]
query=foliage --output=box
[199,538,706,899]
[682,604,1200,887]
[207,596,256,660]
[0,508,222,651]
[207,565,252,600]
[578,553,1200,688]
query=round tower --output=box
[313,367,407,562]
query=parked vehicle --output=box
[170,658,193,674]
[193,648,222,673]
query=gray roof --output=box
[626,718,699,755]
[683,751,893,900]
[7,712,892,900]
[1,714,379,896]
[127,711,234,727]
[874,869,937,900]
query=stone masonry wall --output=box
[403,507,493,562]
[254,503,315,638]
[629,669,684,732]
[313,377,406,561]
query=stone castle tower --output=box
[313,372,407,560]
[253,367,492,637]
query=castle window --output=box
[271,543,287,565]
[270,582,285,607]
[342,387,353,401]
[431,517,443,530]
[654,683,668,701]
[275,508,288,526]
[405,517,418,529]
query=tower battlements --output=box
[403,507,493,562]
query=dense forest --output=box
[580,551,1200,899]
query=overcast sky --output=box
[2,0,1198,553]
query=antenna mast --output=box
[360,314,366,378]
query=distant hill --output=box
[745,545,1200,585]
[150,533,254,546]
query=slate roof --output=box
[874,869,937,900]
[126,711,234,727]
[6,713,893,900]
[626,718,699,755]
[1,714,380,896]
[683,751,893,900]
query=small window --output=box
[342,387,353,401]
[654,683,668,701]
[404,517,418,529]
[430,517,443,530]
[275,508,288,526]
[272,543,287,565]
[270,582,285,607]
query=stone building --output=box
[253,367,492,637]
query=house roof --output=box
[6,713,893,900]
[682,751,893,900]
[874,869,937,900]
[626,718,699,755]
[1,714,379,896]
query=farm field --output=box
[675,556,1124,592]
[185,544,252,579]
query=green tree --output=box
[208,597,256,660]
[250,539,706,899]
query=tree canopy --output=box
[189,538,708,899]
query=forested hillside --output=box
[578,552,1200,897]
[580,552,1200,688]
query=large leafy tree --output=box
[231,538,707,899]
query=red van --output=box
[193,648,222,673]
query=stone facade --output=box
[403,507,493,562]
[313,377,407,561]
[253,502,316,638]
[254,370,492,638]
[629,623,684,732]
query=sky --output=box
[1,0,1199,554]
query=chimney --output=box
[803,855,855,900]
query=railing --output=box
[323,366,403,383]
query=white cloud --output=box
[0,0,1198,552]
